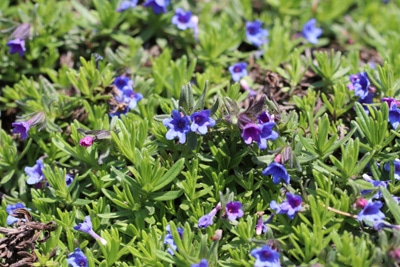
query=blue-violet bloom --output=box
[12,112,45,140]
[384,159,400,180]
[74,216,107,245]
[190,110,216,135]
[163,110,191,144]
[228,62,248,82]
[388,104,400,130]
[7,38,26,57]
[255,214,274,236]
[191,259,208,267]
[225,201,244,221]
[241,122,278,150]
[66,174,74,187]
[143,0,170,14]
[116,0,137,12]
[164,224,184,255]
[250,245,280,267]
[198,203,221,228]
[262,162,290,184]
[302,19,322,44]
[172,8,195,30]
[270,193,302,219]
[67,248,88,267]
[361,178,389,199]
[348,72,370,100]
[25,159,45,185]
[6,203,27,225]
[246,20,269,47]
[357,200,385,226]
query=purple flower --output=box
[384,159,400,180]
[382,97,400,108]
[250,245,280,267]
[74,216,107,245]
[79,136,94,147]
[6,203,27,225]
[12,121,32,140]
[228,62,248,82]
[191,259,208,267]
[116,0,137,12]
[164,224,184,255]
[67,248,88,267]
[348,72,370,100]
[24,159,45,185]
[241,122,278,150]
[255,214,274,236]
[198,203,221,228]
[117,87,143,110]
[246,20,268,47]
[225,201,244,221]
[257,111,274,124]
[7,38,26,57]
[302,19,322,44]
[357,201,385,226]
[114,76,133,90]
[262,162,290,184]
[172,8,195,30]
[163,110,191,144]
[66,174,74,187]
[143,0,170,14]
[190,110,216,135]
[388,104,400,130]
[361,178,389,199]
[270,193,302,219]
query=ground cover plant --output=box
[1,0,400,266]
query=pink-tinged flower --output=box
[74,216,107,245]
[239,79,257,96]
[255,214,274,235]
[270,193,302,219]
[79,136,94,147]
[7,38,26,57]
[225,201,244,221]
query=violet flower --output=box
[74,216,107,245]
[241,122,278,150]
[225,201,244,221]
[12,112,45,140]
[172,8,195,30]
[357,200,385,226]
[116,0,137,12]
[6,203,28,225]
[198,203,221,228]
[191,259,208,267]
[24,159,45,185]
[228,62,248,82]
[164,224,184,255]
[250,245,280,267]
[143,0,170,14]
[302,19,322,44]
[246,20,268,47]
[361,178,389,199]
[348,72,370,100]
[67,248,88,267]
[190,110,216,135]
[7,38,26,57]
[270,193,302,219]
[163,110,191,144]
[262,162,290,184]
[388,104,400,130]
[255,214,274,236]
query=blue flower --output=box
[12,121,31,140]
[66,174,74,187]
[74,216,107,245]
[67,248,88,267]
[250,245,280,267]
[25,159,45,185]
[6,203,27,225]
[190,110,216,135]
[357,200,385,226]
[246,20,268,47]
[198,203,221,228]
[7,38,26,57]
[241,122,278,150]
[348,72,370,100]
[110,76,142,116]
[384,159,400,180]
[361,178,389,199]
[225,201,244,221]
[262,162,290,184]
[228,62,248,82]
[164,224,184,255]
[172,8,195,30]
[302,19,322,44]
[114,76,133,90]
[143,0,170,14]
[163,110,191,144]
[257,111,274,124]
[388,104,400,129]
[191,259,208,267]
[270,193,302,219]
[116,0,137,12]
[117,87,143,110]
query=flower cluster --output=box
[302,19,322,44]
[74,216,107,245]
[246,20,268,47]
[164,224,184,255]
[270,193,302,219]
[163,109,216,144]
[109,76,142,117]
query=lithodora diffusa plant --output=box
[2,0,400,266]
